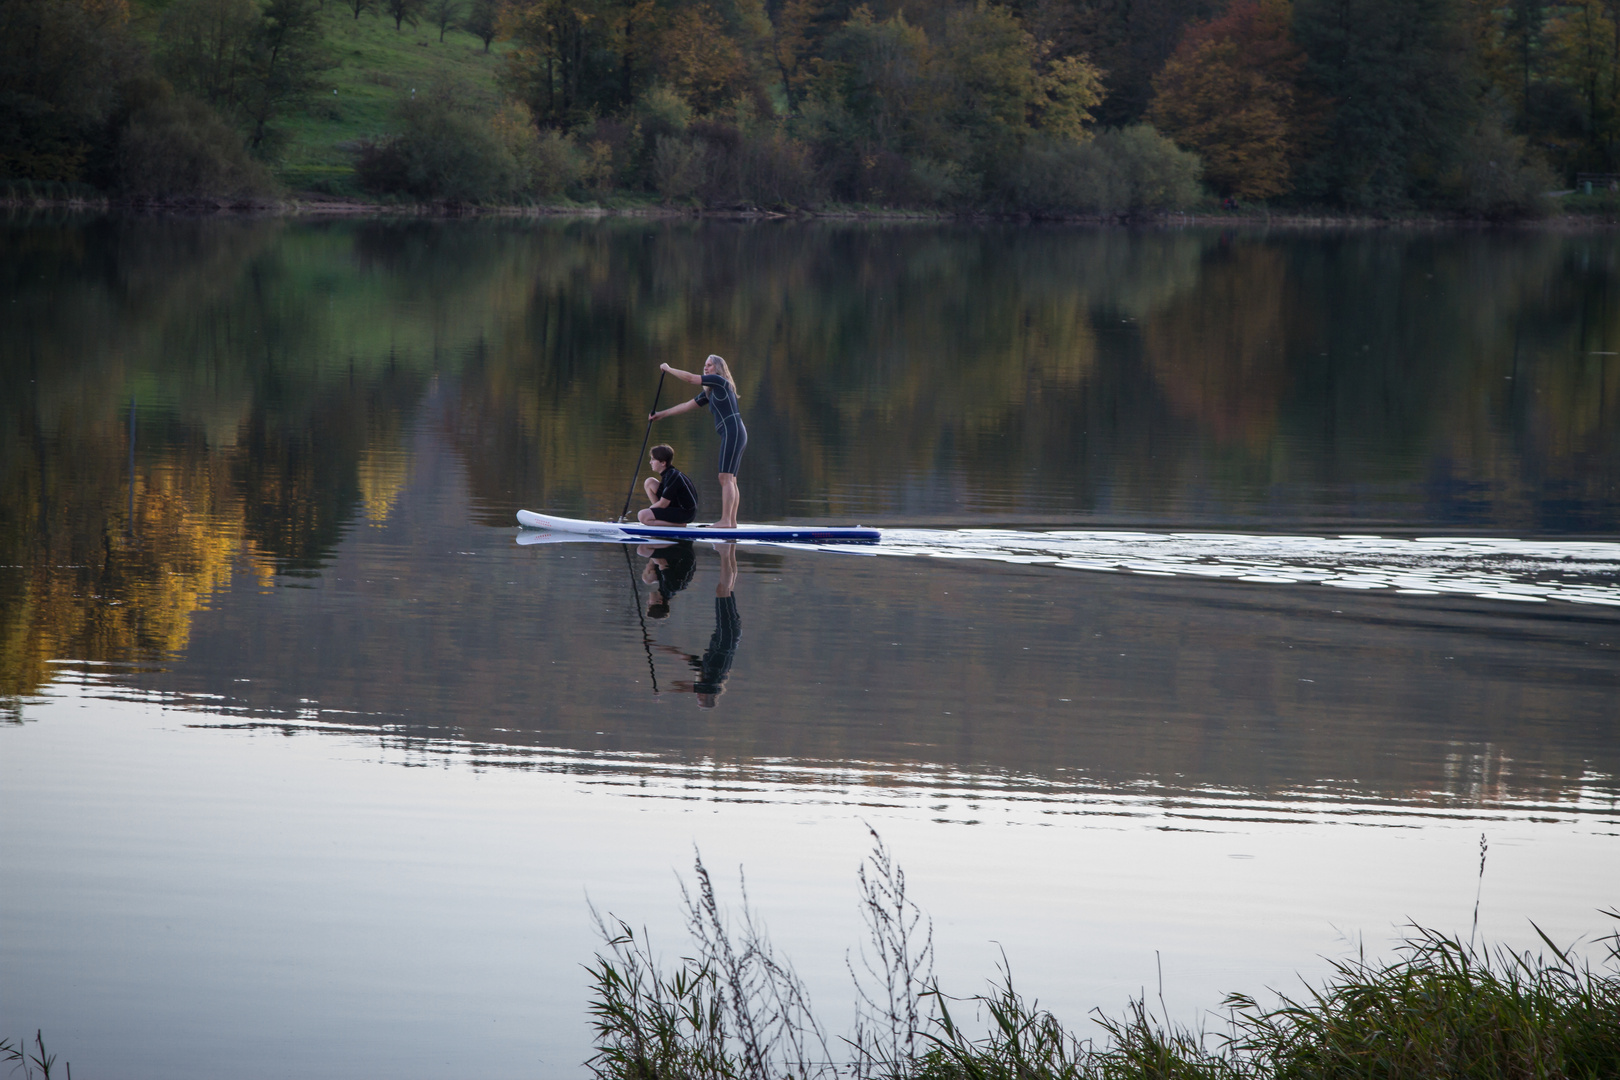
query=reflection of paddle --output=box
[621,542,660,695]
[618,371,666,523]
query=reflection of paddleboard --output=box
[516,510,880,543]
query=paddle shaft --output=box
[619,371,667,522]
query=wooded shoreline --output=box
[8,191,1620,229]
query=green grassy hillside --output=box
[133,0,511,194]
[278,5,509,193]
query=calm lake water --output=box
[2,215,1618,1078]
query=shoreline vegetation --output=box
[8,189,1620,230]
[588,833,1620,1080]
[12,0,1620,221]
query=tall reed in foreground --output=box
[585,834,1620,1080]
[0,1031,69,1080]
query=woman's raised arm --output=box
[659,362,703,386]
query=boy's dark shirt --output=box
[657,466,697,513]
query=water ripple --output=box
[791,530,1620,607]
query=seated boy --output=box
[639,444,698,525]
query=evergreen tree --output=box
[1292,0,1479,207]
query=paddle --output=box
[618,371,667,522]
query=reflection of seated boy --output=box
[639,541,696,619]
[639,443,698,525]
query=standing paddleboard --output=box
[516,510,880,543]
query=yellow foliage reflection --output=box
[0,448,271,706]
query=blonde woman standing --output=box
[649,355,747,529]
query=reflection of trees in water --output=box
[449,225,1213,519]
[1269,233,1620,530]
[447,223,1620,529]
[1142,242,1303,449]
[0,220,484,707]
[0,413,268,708]
[5,219,1620,712]
[0,377,424,707]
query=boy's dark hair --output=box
[651,444,675,464]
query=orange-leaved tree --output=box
[1147,0,1305,200]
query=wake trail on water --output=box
[787,530,1620,607]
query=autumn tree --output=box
[1148,0,1303,199]
[500,0,625,128]
[657,3,757,114]
[1035,53,1106,141]
[936,3,1104,177]
[1067,0,1221,127]
[769,0,857,113]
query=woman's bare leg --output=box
[717,473,739,528]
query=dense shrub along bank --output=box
[0,0,324,199]
[588,837,1620,1080]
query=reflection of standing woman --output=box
[663,542,740,709]
[648,355,747,529]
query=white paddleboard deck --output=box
[516,510,880,543]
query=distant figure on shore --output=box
[639,444,698,526]
[648,355,747,528]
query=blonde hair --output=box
[707,354,737,395]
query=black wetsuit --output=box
[652,466,698,524]
[651,541,697,599]
[691,595,741,695]
[694,374,747,475]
